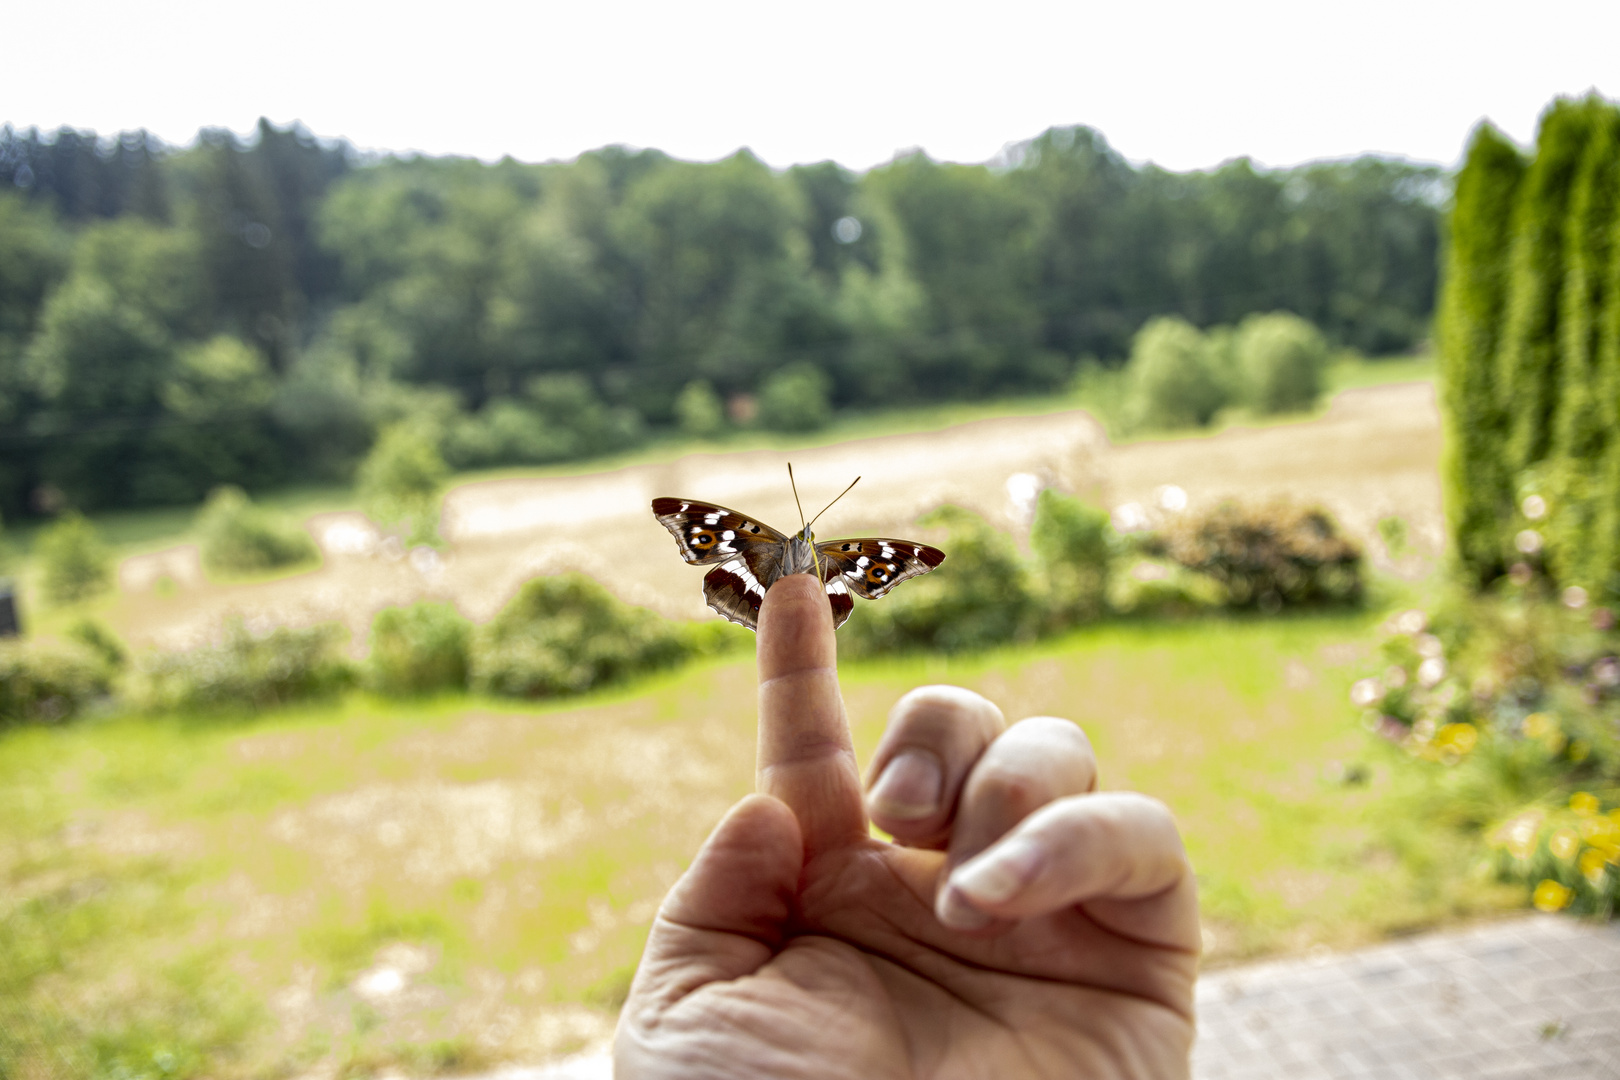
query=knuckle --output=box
[967,762,1048,820]
[1006,715,1093,756]
[888,685,1005,739]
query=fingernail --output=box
[951,839,1042,906]
[936,885,994,931]
[868,751,942,821]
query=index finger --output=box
[756,573,867,859]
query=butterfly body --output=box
[651,496,944,631]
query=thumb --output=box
[628,795,803,1005]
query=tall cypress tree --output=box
[1438,122,1526,584]
[1589,141,1620,600]
[1496,99,1600,480]
[1550,103,1620,588]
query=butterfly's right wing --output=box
[814,537,946,628]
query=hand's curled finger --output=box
[937,791,1200,952]
[932,715,1096,930]
[864,686,1005,847]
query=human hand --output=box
[615,575,1199,1078]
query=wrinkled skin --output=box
[616,575,1199,1078]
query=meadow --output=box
[2,608,1520,1078]
[3,356,1499,1078]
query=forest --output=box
[0,119,1443,516]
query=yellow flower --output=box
[1523,712,1556,739]
[1494,812,1543,860]
[1571,792,1601,816]
[1579,815,1620,852]
[1532,879,1573,912]
[1579,848,1610,887]
[1550,829,1581,861]
[1435,723,1478,755]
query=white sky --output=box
[7,0,1619,173]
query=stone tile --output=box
[1192,917,1620,1080]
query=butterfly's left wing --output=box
[652,497,788,631]
[814,537,946,629]
[651,498,787,565]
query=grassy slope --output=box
[0,604,1515,1078]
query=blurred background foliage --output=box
[0,119,1441,518]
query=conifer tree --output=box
[1589,141,1620,599]
[1496,100,1599,480]
[1437,123,1525,584]
[1549,104,1620,588]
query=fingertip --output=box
[758,573,835,680]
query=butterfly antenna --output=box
[788,463,808,529]
[809,476,861,529]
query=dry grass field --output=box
[100,379,1442,652]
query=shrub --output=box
[842,506,1038,655]
[444,375,644,469]
[675,379,726,438]
[66,618,127,670]
[1030,489,1115,627]
[1126,316,1227,430]
[1353,592,1620,917]
[0,639,113,725]
[524,373,643,457]
[366,602,472,696]
[1106,559,1226,617]
[444,400,564,468]
[1488,797,1620,916]
[195,486,318,576]
[131,619,354,712]
[35,512,112,605]
[470,575,701,698]
[757,363,832,433]
[358,423,449,545]
[1235,312,1330,415]
[1143,501,1363,610]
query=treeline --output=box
[1440,94,1620,597]
[0,119,1442,516]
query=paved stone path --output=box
[491,915,1620,1079]
[1194,916,1620,1080]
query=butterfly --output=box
[652,468,945,631]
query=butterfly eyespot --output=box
[692,531,715,548]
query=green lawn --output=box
[0,606,1514,1079]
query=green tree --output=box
[616,152,810,415]
[1497,99,1603,477]
[757,363,832,432]
[675,379,725,437]
[1438,122,1527,585]
[1235,312,1330,415]
[864,154,1043,395]
[1125,316,1226,429]
[358,423,449,545]
[35,512,112,605]
[1547,109,1620,589]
